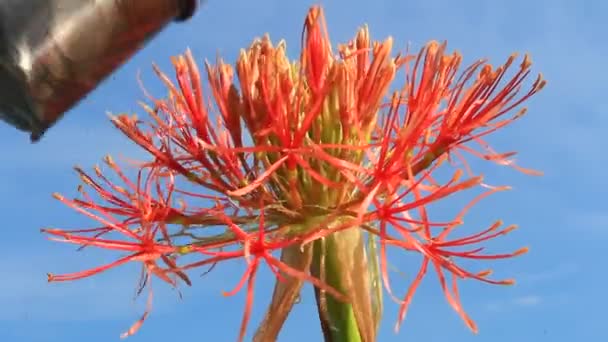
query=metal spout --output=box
[0,0,198,142]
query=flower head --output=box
[43,5,544,340]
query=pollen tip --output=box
[515,247,529,256]
[503,278,516,286]
[384,35,394,46]
[79,174,93,186]
[521,54,532,69]
[177,245,193,254]
[104,155,115,165]
[425,40,440,54]
[477,269,492,277]
[536,75,547,90]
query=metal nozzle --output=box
[176,0,199,21]
[0,0,200,142]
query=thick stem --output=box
[311,227,376,342]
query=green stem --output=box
[311,234,363,342]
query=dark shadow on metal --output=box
[0,0,198,142]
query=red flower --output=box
[44,5,544,340]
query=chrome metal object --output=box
[0,0,198,141]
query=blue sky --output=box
[1,0,606,341]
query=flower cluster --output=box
[43,6,545,341]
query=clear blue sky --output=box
[1,1,605,341]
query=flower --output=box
[43,5,544,341]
